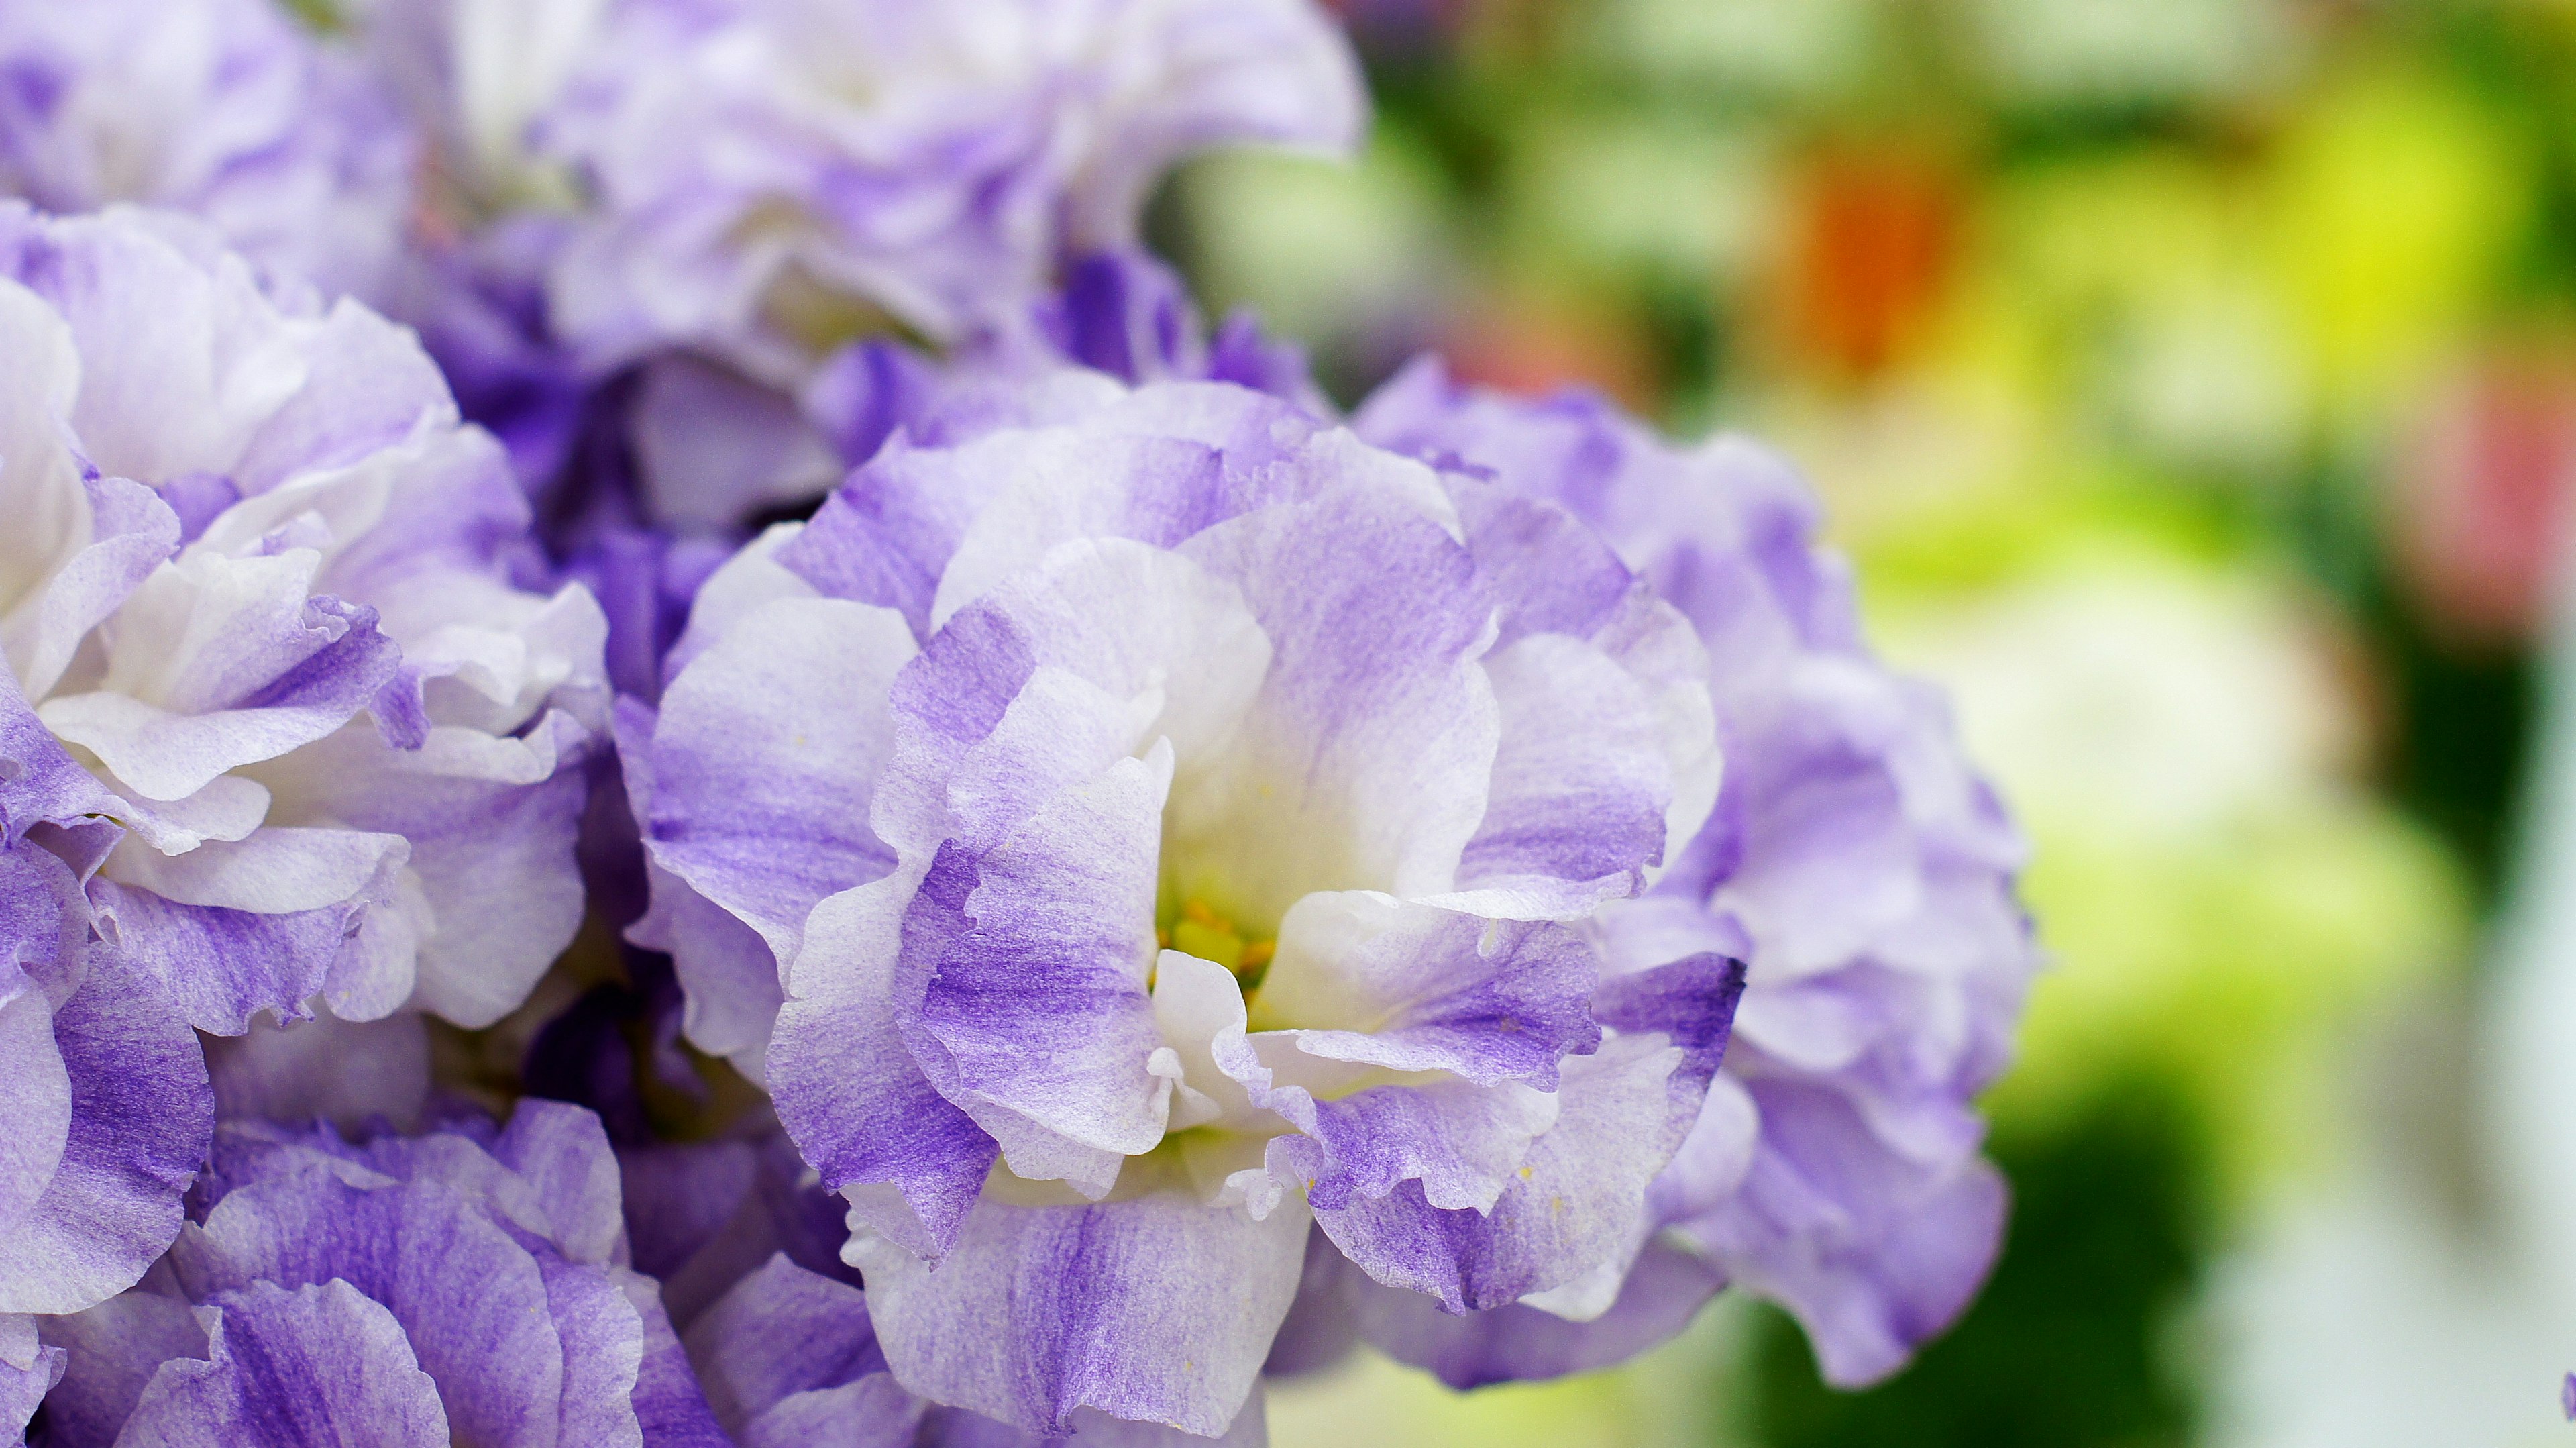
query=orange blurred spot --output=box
[1784,148,1962,378]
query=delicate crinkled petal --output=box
[48,566,400,803]
[115,1282,449,1448]
[0,946,211,1317]
[684,1256,920,1448]
[1169,489,1499,920]
[0,203,608,1046]
[646,597,915,968]
[1346,1239,1727,1390]
[918,747,1173,1192]
[847,1184,1310,1438]
[1670,1080,2008,1388]
[548,0,1364,373]
[245,715,590,1027]
[35,1288,207,1448]
[168,1104,686,1448]
[1356,359,2035,1384]
[0,668,123,843]
[174,1166,578,1447]
[0,1313,64,1446]
[1254,894,1601,1084]
[619,699,784,1071]
[773,868,1000,1260]
[1313,955,1743,1312]
[85,878,360,1035]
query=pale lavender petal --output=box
[1671,1080,2008,1388]
[35,1289,206,1448]
[205,1009,431,1131]
[248,715,593,1029]
[1347,1239,1726,1390]
[916,751,1172,1190]
[1356,360,2036,1382]
[684,1255,919,1448]
[643,597,914,968]
[770,863,1000,1261]
[848,1190,1309,1438]
[0,1313,62,1447]
[0,666,119,842]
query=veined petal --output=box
[849,1180,1309,1438]
[115,1282,450,1447]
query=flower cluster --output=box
[0,2,2035,1444]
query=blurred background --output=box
[1146,1,2576,1443]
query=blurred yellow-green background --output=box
[1152,1,2576,1442]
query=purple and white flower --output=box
[34,1102,724,1447]
[547,0,1368,385]
[1353,360,2040,1388]
[627,378,1746,1435]
[0,0,413,303]
[0,204,606,1037]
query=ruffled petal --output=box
[0,947,211,1316]
[1313,955,1743,1313]
[1346,1239,1726,1390]
[114,1282,450,1447]
[849,1184,1309,1438]
[645,597,915,970]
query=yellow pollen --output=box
[1164,898,1275,988]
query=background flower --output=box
[34,1101,721,1447]
[0,205,605,1035]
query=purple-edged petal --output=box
[1346,1239,1727,1390]
[616,698,781,1073]
[645,597,915,968]
[0,946,212,1316]
[917,747,1173,1193]
[46,556,402,803]
[1169,488,1498,920]
[1253,894,1601,1082]
[246,713,592,1028]
[1670,1078,2008,1388]
[176,1162,587,1447]
[85,878,368,1035]
[0,666,120,843]
[114,1282,449,1447]
[847,1184,1309,1439]
[684,1255,921,1448]
[771,866,1001,1260]
[1313,955,1744,1313]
